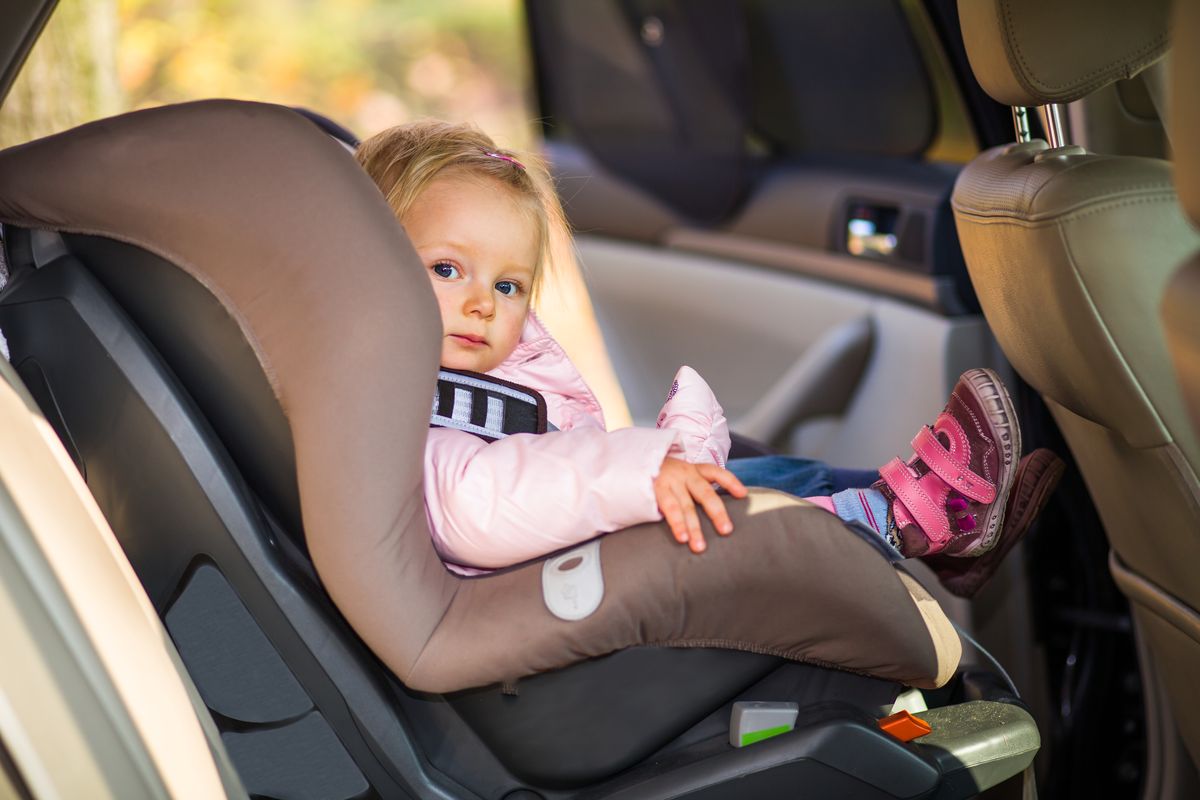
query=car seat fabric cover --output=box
[957,0,1171,108]
[0,100,958,692]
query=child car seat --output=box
[0,100,1036,798]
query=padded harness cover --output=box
[0,101,958,692]
[431,368,548,441]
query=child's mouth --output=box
[450,333,487,347]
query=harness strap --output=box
[879,457,954,545]
[430,368,548,441]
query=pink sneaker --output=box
[875,369,1021,558]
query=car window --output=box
[0,0,535,150]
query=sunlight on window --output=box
[1,0,535,150]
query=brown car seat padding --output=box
[0,100,959,692]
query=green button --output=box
[740,725,794,747]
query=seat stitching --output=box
[955,193,1178,226]
[1001,0,1168,97]
[1054,220,1170,439]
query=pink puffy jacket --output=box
[424,313,731,570]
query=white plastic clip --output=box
[542,540,604,621]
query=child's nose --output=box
[464,284,495,318]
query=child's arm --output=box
[656,366,731,467]
[425,426,744,569]
[426,426,674,569]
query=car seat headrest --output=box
[958,0,1170,108]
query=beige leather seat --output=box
[953,0,1200,770]
[1166,0,1200,443]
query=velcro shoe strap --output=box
[879,457,953,544]
[911,426,995,504]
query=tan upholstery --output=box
[1165,0,1200,441]
[1170,0,1200,225]
[1161,0,1200,763]
[955,0,1200,768]
[953,142,1200,606]
[0,100,959,692]
[958,0,1170,107]
[1165,260,1200,441]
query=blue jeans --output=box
[727,456,879,497]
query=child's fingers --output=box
[658,481,705,551]
[655,484,690,544]
[699,463,748,498]
[676,485,706,552]
[688,475,734,536]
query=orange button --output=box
[878,709,932,742]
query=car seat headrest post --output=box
[1036,104,1068,148]
[1011,107,1033,144]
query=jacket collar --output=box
[486,310,606,429]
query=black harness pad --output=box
[430,369,548,441]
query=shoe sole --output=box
[956,368,1021,556]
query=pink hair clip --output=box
[483,150,526,170]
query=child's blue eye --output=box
[432,262,461,279]
[495,280,521,296]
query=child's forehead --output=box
[406,173,541,272]
[423,170,533,213]
[415,172,543,242]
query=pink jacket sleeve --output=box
[656,366,732,468]
[424,426,679,570]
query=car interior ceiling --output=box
[0,0,1195,799]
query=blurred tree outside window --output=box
[0,0,535,151]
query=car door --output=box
[527,0,1000,471]
[0,344,245,800]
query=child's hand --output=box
[653,457,748,554]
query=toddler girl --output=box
[355,120,1061,596]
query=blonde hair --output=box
[355,119,566,301]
